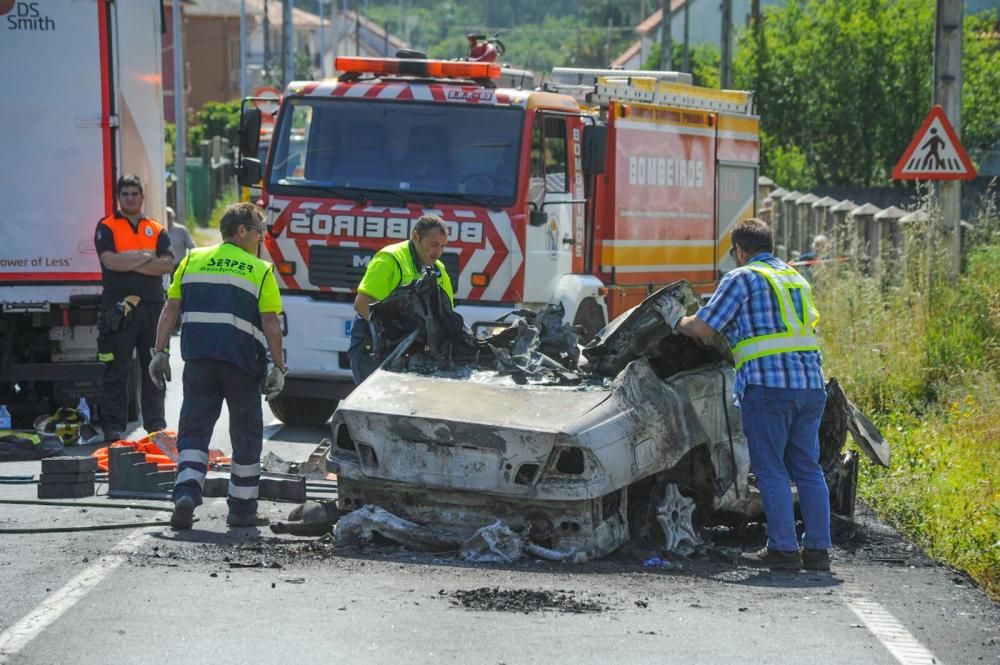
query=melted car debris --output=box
[329,274,890,562]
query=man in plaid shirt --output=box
[676,218,831,572]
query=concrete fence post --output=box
[797,193,820,254]
[874,206,906,280]
[811,196,837,253]
[769,187,788,257]
[850,203,883,275]
[781,190,803,259]
[829,199,857,259]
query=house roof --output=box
[636,0,691,37]
[610,0,692,68]
[610,40,642,67]
[186,0,322,27]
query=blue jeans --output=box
[172,359,263,517]
[741,385,831,552]
[348,315,377,385]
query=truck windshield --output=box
[267,97,524,206]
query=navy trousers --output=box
[172,359,263,517]
[348,315,378,385]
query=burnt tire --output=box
[268,395,337,426]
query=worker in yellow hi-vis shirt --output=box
[148,203,286,531]
[349,214,454,384]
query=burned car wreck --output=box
[328,271,889,561]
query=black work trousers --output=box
[98,301,166,433]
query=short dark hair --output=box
[731,217,773,256]
[412,214,449,239]
[219,202,264,239]
[116,174,143,196]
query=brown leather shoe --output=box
[739,546,802,570]
[802,548,831,571]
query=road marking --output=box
[0,529,150,663]
[846,596,942,665]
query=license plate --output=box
[344,319,352,335]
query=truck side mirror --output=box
[582,124,607,175]
[237,158,262,187]
[239,107,262,157]
[529,208,548,227]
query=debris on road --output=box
[335,504,463,552]
[269,500,344,537]
[445,587,607,614]
[459,521,523,563]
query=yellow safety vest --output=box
[731,260,821,369]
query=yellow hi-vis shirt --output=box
[356,240,454,304]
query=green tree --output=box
[188,100,242,153]
[735,0,999,188]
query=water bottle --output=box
[0,404,11,430]
[76,397,91,424]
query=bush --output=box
[188,100,242,154]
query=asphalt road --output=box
[0,353,997,664]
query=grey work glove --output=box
[656,296,687,330]
[148,349,171,391]
[264,364,287,401]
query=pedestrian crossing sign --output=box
[893,106,977,180]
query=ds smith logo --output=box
[3,2,56,31]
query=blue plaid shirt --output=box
[696,253,825,405]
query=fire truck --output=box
[237,53,759,425]
[0,1,165,425]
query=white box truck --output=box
[0,1,165,425]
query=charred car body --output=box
[328,276,889,560]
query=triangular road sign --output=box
[893,106,977,180]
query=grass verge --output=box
[815,226,1000,601]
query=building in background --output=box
[162,0,408,122]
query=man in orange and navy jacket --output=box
[93,175,174,442]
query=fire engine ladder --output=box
[551,68,755,116]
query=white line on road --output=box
[846,595,942,665]
[0,528,151,664]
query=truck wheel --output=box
[268,395,337,426]
[573,298,606,343]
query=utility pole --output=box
[934,0,964,277]
[282,0,294,86]
[172,0,186,227]
[659,0,672,70]
[239,0,248,97]
[606,18,612,66]
[263,0,270,81]
[720,0,732,88]
[318,0,326,78]
[682,0,690,73]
